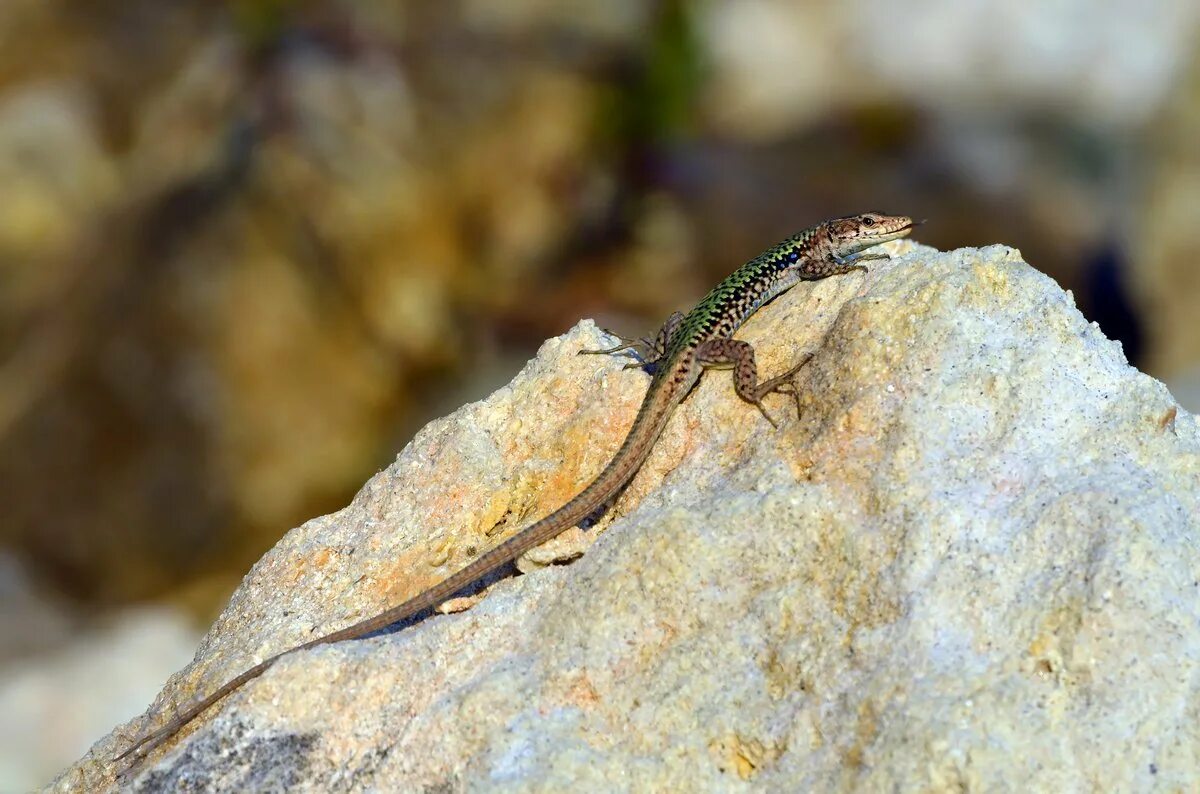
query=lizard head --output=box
[826,212,919,257]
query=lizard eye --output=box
[862,217,875,226]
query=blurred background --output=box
[2,0,1198,786]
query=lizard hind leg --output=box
[579,311,684,369]
[695,339,812,427]
[649,311,685,361]
[751,354,812,423]
[578,337,648,357]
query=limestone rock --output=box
[54,240,1200,791]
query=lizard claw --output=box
[757,353,812,425]
[755,401,780,429]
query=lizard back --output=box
[665,224,824,360]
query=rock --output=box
[1,605,197,793]
[53,240,1199,791]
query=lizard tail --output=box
[115,374,682,767]
[114,658,274,764]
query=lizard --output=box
[115,212,918,767]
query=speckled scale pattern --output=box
[665,225,823,363]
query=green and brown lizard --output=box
[116,212,918,766]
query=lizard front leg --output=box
[823,251,888,277]
[694,339,812,427]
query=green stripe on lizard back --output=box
[665,224,823,359]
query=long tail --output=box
[115,378,681,765]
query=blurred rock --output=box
[1165,366,1200,415]
[0,553,74,667]
[1135,45,1200,387]
[122,35,242,192]
[0,606,196,793]
[58,242,1199,791]
[460,0,648,42]
[700,0,1200,138]
[0,4,616,605]
[0,83,117,268]
[699,1,849,137]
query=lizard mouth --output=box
[875,219,923,240]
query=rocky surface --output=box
[54,240,1199,791]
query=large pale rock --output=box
[55,240,1199,791]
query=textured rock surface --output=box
[55,240,1200,791]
